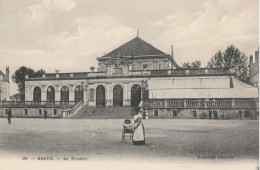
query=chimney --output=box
[171,45,174,58]
[249,55,253,65]
[5,66,9,82]
[255,50,259,65]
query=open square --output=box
[0,118,258,162]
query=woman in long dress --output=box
[132,108,145,145]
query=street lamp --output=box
[81,81,84,102]
[0,86,2,102]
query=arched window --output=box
[113,85,123,106]
[61,86,69,105]
[47,86,55,104]
[33,86,41,103]
[75,85,83,104]
[131,84,141,107]
[96,85,105,107]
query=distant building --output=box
[0,67,10,101]
[0,37,258,119]
[249,49,259,87]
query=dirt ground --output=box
[0,118,258,169]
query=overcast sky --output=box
[0,0,258,95]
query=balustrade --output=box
[148,99,257,109]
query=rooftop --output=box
[26,68,235,81]
[98,37,166,59]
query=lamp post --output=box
[0,86,2,102]
[81,81,84,102]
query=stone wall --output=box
[147,108,258,120]
[0,107,63,118]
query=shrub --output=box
[199,112,207,119]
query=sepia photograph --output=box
[0,0,259,169]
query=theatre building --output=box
[0,36,258,119]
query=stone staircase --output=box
[69,106,136,119]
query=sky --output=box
[0,0,258,95]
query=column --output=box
[83,85,88,106]
[232,99,235,108]
[55,86,60,103]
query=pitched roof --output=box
[0,70,5,76]
[101,37,166,58]
[148,76,258,99]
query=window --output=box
[113,68,122,75]
[53,109,57,115]
[143,64,148,69]
[153,110,158,117]
[173,110,177,117]
[89,88,94,101]
[60,86,69,105]
[33,86,41,102]
[24,109,28,115]
[192,110,197,118]
[213,111,218,118]
[244,111,251,118]
[39,109,42,115]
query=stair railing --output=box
[63,101,84,118]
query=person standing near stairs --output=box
[132,108,145,145]
[44,109,47,119]
[7,109,12,124]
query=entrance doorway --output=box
[113,85,123,106]
[75,86,83,104]
[61,86,69,105]
[96,85,105,107]
[47,86,55,105]
[131,84,141,107]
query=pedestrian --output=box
[238,110,242,119]
[44,109,47,119]
[132,107,145,145]
[7,109,12,124]
[209,110,212,119]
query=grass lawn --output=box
[0,118,258,169]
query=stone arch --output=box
[47,86,55,104]
[96,85,105,107]
[75,85,83,104]
[113,84,123,106]
[60,86,69,105]
[131,84,142,107]
[33,86,41,102]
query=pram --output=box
[122,119,133,142]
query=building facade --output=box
[0,37,258,119]
[249,49,259,87]
[0,67,10,101]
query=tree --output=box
[12,66,45,101]
[207,45,249,83]
[35,69,45,75]
[90,66,95,72]
[182,60,201,69]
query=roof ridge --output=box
[100,36,166,58]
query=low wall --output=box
[147,108,259,120]
[0,108,63,118]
